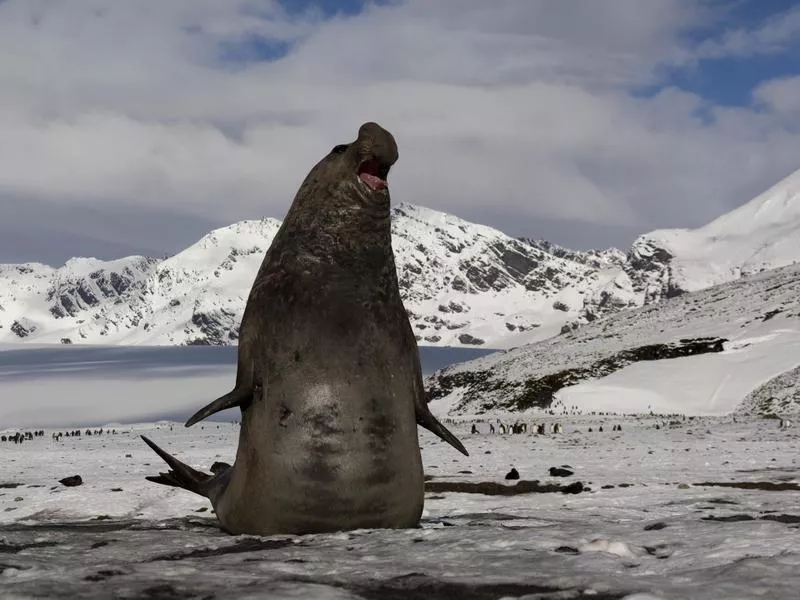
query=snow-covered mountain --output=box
[2,167,799,350]
[388,205,616,346]
[0,204,616,347]
[426,261,800,417]
[582,168,800,321]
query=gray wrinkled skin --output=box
[144,122,466,535]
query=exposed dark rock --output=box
[427,337,727,411]
[504,468,520,480]
[10,320,34,338]
[75,282,99,307]
[83,568,127,582]
[451,277,468,292]
[694,481,800,492]
[702,514,756,522]
[188,309,238,346]
[148,538,294,561]
[448,301,464,313]
[548,467,574,477]
[561,482,585,494]
[458,333,485,346]
[526,239,624,270]
[424,480,585,496]
[762,514,800,524]
[351,572,610,600]
[138,583,198,599]
[0,540,59,554]
[58,475,83,487]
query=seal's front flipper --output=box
[185,386,251,428]
[141,435,212,497]
[416,409,469,456]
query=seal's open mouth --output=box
[358,158,390,191]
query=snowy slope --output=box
[0,220,282,347]
[584,168,800,320]
[655,167,800,290]
[0,257,158,342]
[426,261,800,417]
[0,204,612,348]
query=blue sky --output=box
[671,51,799,108]
[0,0,798,263]
[663,0,800,107]
[281,0,386,18]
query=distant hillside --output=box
[0,204,616,348]
[426,262,800,417]
[582,167,800,322]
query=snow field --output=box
[1,417,798,598]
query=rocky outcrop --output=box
[735,365,800,416]
[579,235,684,324]
[527,239,626,270]
[426,337,726,412]
[46,258,157,318]
[186,309,240,346]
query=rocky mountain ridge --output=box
[0,204,613,347]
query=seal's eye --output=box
[331,144,348,154]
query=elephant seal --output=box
[143,122,467,535]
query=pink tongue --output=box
[359,172,387,190]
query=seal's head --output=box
[323,121,398,192]
[287,122,398,227]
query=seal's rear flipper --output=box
[141,435,212,497]
[416,410,469,456]
[185,387,251,428]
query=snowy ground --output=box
[2,416,798,599]
[556,329,800,415]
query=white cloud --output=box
[753,75,800,115]
[0,0,798,259]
